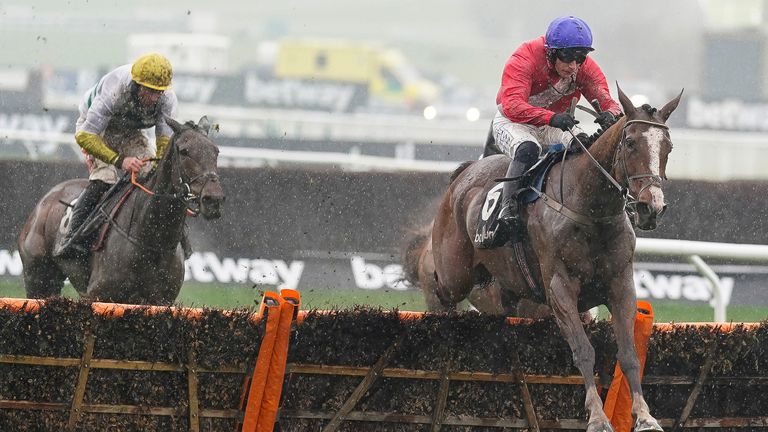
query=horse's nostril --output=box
[202,195,223,207]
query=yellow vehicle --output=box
[268,39,440,112]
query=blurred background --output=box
[2,0,768,321]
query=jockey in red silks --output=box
[489,16,622,234]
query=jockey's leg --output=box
[54,180,110,258]
[498,140,540,230]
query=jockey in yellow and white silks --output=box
[55,53,179,258]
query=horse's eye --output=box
[624,138,636,149]
[179,148,190,157]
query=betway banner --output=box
[1,248,765,307]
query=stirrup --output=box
[499,214,525,244]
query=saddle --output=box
[473,144,567,250]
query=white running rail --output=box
[636,238,768,322]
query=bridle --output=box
[569,118,669,211]
[131,127,220,217]
[178,168,219,216]
[612,119,669,218]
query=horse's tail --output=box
[450,161,475,182]
[401,224,432,288]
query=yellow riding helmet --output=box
[131,53,173,91]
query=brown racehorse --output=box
[427,85,681,432]
[18,117,224,305]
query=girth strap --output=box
[512,241,545,302]
[530,187,625,226]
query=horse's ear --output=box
[616,82,636,117]
[659,88,684,122]
[197,116,211,136]
[165,116,183,134]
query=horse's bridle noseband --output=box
[178,170,220,216]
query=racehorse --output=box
[426,85,681,432]
[18,117,224,305]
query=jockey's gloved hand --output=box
[549,112,579,131]
[594,111,616,129]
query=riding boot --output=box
[497,160,531,229]
[54,180,110,258]
[497,141,540,240]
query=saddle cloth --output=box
[473,144,566,249]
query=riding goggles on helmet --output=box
[555,48,589,64]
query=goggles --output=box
[555,48,589,64]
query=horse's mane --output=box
[581,112,625,149]
[640,104,658,116]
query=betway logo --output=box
[0,113,69,132]
[634,270,734,306]
[0,250,22,276]
[687,97,768,131]
[244,74,358,112]
[350,256,409,291]
[172,75,218,104]
[184,252,304,289]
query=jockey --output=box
[490,16,622,234]
[54,53,178,258]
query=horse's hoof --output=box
[635,418,664,432]
[586,420,614,432]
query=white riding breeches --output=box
[491,109,582,158]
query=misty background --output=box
[1,0,768,180]
[0,0,758,100]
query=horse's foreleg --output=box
[432,246,474,309]
[608,271,662,432]
[549,272,613,432]
[431,221,475,309]
[416,246,449,312]
[23,258,65,298]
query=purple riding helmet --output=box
[544,16,595,51]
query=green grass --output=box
[2,279,767,323]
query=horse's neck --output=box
[568,118,627,214]
[129,154,186,244]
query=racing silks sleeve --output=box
[75,130,122,167]
[155,135,171,159]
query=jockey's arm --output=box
[155,135,171,159]
[75,130,121,167]
[498,54,553,126]
[74,131,143,172]
[579,59,622,116]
